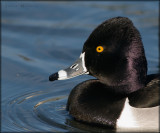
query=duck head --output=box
[49,17,147,94]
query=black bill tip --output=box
[49,72,58,81]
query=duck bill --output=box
[49,52,89,81]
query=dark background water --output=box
[2,1,159,132]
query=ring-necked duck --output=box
[49,17,160,131]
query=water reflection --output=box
[17,54,34,62]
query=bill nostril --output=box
[70,64,79,69]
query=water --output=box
[2,1,159,132]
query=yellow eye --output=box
[96,46,104,53]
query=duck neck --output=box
[99,77,146,96]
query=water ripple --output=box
[2,89,84,132]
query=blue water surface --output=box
[2,1,159,132]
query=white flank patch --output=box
[58,70,67,80]
[117,98,139,128]
[117,98,159,132]
[80,52,89,74]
